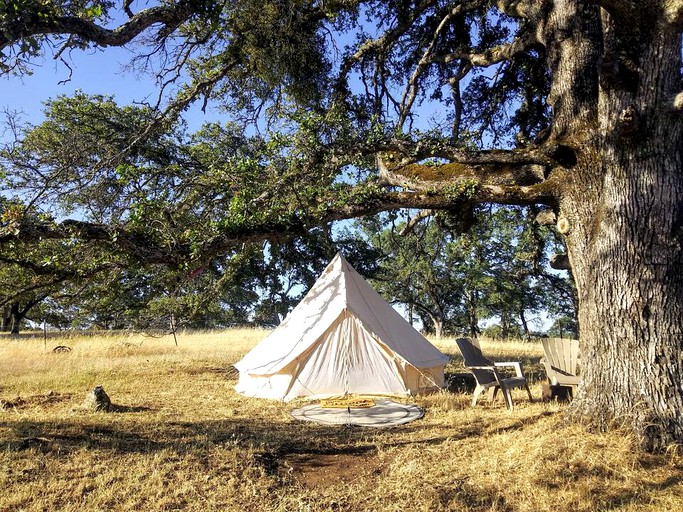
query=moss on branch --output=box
[383,160,548,191]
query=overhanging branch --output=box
[375,142,571,192]
[0,177,558,267]
[202,184,556,259]
[379,139,561,167]
[0,1,197,51]
[0,219,178,264]
[0,258,122,308]
[1,138,564,268]
[428,29,540,68]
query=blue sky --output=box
[0,46,222,141]
[2,47,139,116]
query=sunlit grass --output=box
[1,330,681,511]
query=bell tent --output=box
[234,253,449,401]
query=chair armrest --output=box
[493,361,524,377]
[465,365,505,385]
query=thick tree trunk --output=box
[566,135,683,450]
[9,302,21,334]
[499,310,513,339]
[430,315,444,339]
[557,10,683,450]
[0,303,28,333]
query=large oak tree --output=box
[1,0,682,450]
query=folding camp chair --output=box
[455,338,533,410]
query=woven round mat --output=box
[291,399,424,427]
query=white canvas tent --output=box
[234,253,449,401]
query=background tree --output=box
[362,212,467,338]
[1,0,683,450]
[477,206,571,340]
[361,206,574,339]
[250,231,339,325]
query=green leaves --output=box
[360,205,575,338]
[0,0,566,332]
[442,180,480,202]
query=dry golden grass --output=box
[1,331,682,511]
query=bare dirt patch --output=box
[284,451,382,488]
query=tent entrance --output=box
[283,312,410,401]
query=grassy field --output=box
[1,330,682,511]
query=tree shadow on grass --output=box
[0,402,564,459]
[0,410,488,456]
[2,410,677,511]
[109,404,153,413]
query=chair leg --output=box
[489,386,499,403]
[500,384,514,410]
[472,384,485,406]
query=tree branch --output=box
[591,0,640,24]
[337,0,439,83]
[378,160,548,190]
[495,0,539,19]
[118,59,238,160]
[428,29,539,68]
[0,177,557,268]
[0,219,178,264]
[667,91,683,112]
[0,257,121,308]
[0,1,197,52]
[398,0,483,127]
[400,209,435,236]
[378,140,561,171]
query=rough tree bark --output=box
[541,1,683,450]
